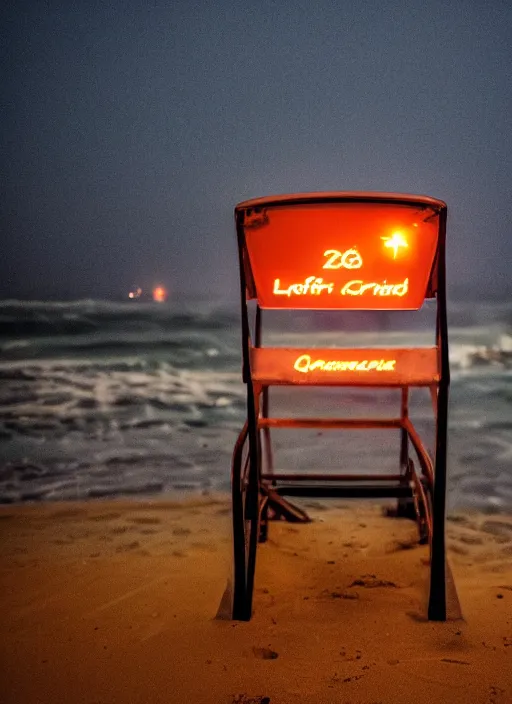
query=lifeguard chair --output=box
[231,192,451,622]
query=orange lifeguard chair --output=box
[231,192,452,621]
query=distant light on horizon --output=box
[152,286,167,303]
[128,286,142,300]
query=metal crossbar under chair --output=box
[231,192,453,622]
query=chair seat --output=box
[250,347,439,387]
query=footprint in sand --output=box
[87,512,122,522]
[387,538,418,552]
[109,526,129,535]
[350,575,399,588]
[49,508,85,520]
[127,517,162,526]
[440,658,471,665]
[172,550,188,558]
[446,514,473,527]
[319,589,359,601]
[343,540,369,549]
[115,541,141,552]
[481,520,512,543]
[489,685,505,704]
[339,647,362,661]
[448,543,469,556]
[190,541,217,551]
[454,533,485,546]
[172,527,191,536]
[252,646,278,660]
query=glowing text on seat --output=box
[294,355,397,374]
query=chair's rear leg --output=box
[234,399,262,620]
[396,422,416,519]
[395,495,418,520]
[231,416,261,621]
[410,464,432,545]
[232,471,248,620]
[259,419,272,543]
[232,474,260,620]
[259,492,269,543]
[428,502,447,621]
[244,485,259,618]
[428,383,449,621]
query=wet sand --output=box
[1,497,511,703]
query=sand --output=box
[1,497,511,704]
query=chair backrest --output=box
[235,192,448,388]
[235,192,446,311]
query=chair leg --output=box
[244,485,259,618]
[416,477,432,545]
[428,543,446,620]
[427,482,447,620]
[232,449,247,620]
[259,493,269,543]
[232,422,260,622]
[394,497,417,520]
[428,381,449,621]
[232,478,259,620]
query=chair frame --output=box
[231,192,451,622]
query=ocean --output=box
[0,299,511,511]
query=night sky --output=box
[2,1,511,302]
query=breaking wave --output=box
[0,299,511,508]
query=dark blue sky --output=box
[2,1,511,301]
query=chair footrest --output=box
[275,482,414,499]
